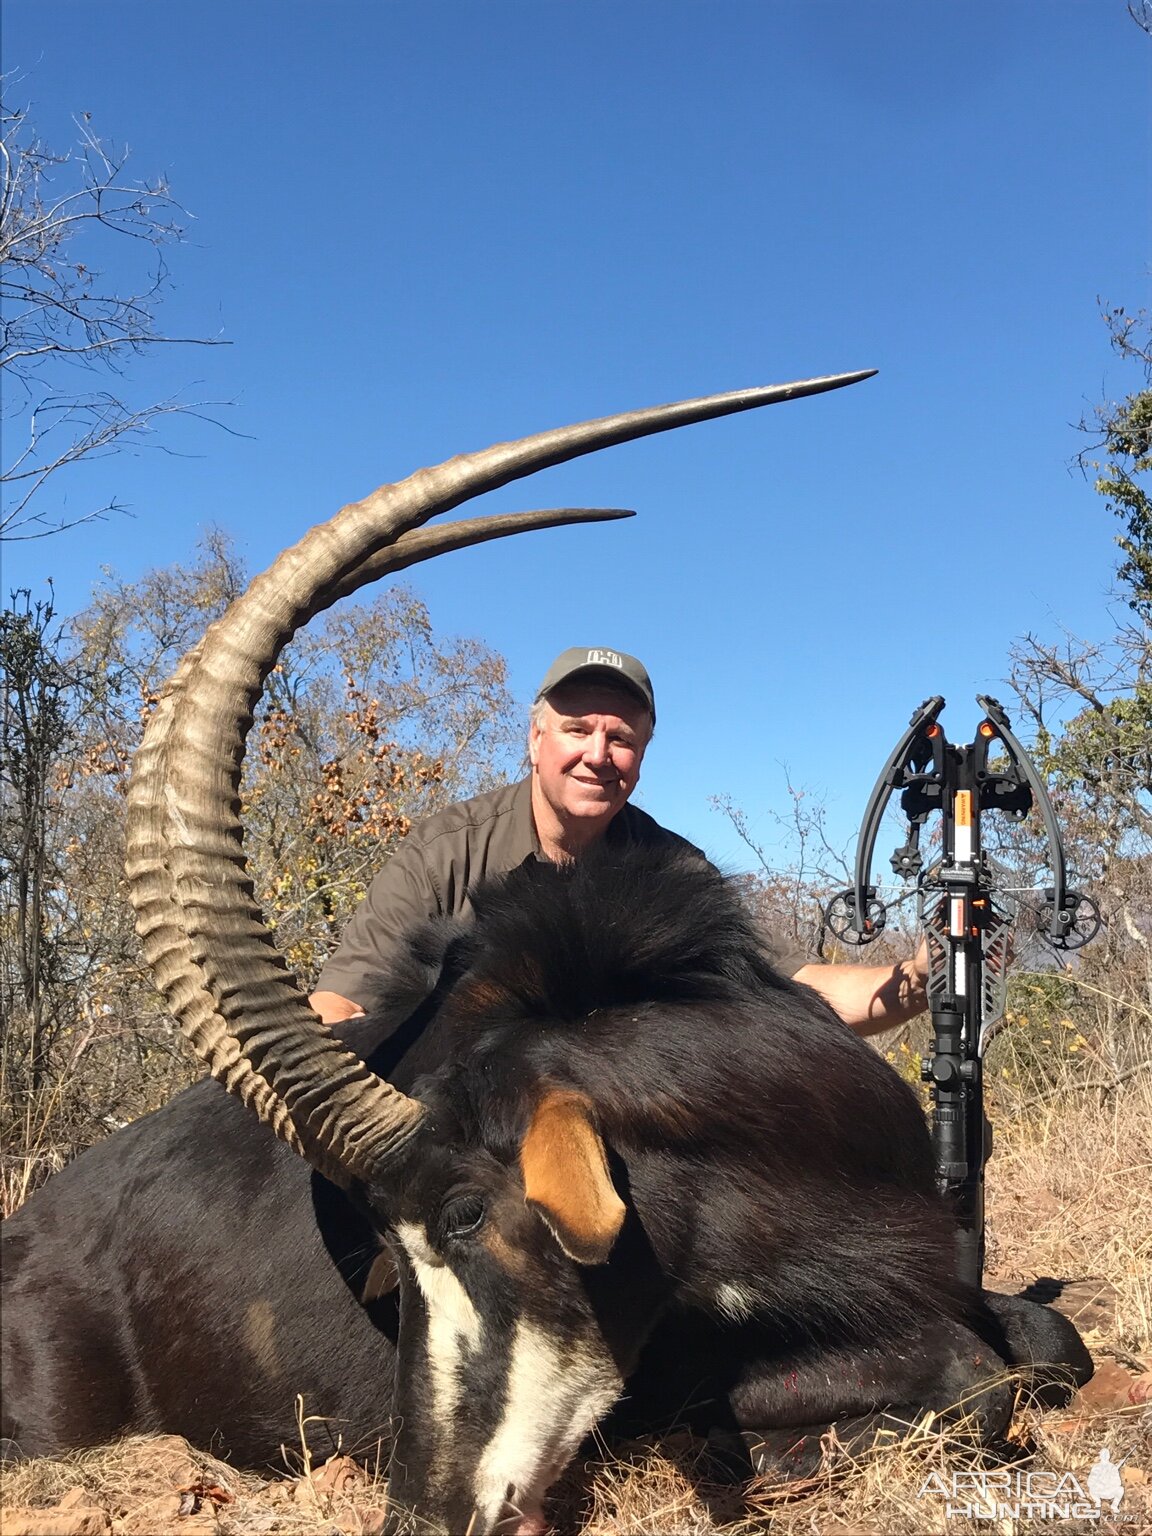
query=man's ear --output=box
[519,1088,625,1265]
[527,721,541,768]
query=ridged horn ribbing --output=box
[125,371,875,1184]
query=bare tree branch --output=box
[0,85,231,539]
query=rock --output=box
[0,1510,107,1536]
[307,1456,368,1496]
[52,1496,99,1516]
[1074,1360,1148,1414]
[111,1491,216,1535]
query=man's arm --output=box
[309,990,366,1025]
[793,942,929,1036]
[308,842,442,1029]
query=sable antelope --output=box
[0,376,1091,1536]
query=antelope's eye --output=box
[441,1194,486,1239]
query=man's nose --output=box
[583,729,611,765]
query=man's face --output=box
[529,684,652,834]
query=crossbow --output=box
[825,696,1102,1289]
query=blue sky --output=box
[3,2,1149,876]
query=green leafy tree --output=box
[1082,306,1152,622]
[1002,304,1152,1102]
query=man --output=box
[310,647,928,1035]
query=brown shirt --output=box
[315,777,808,1007]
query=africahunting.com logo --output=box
[918,1447,1135,1521]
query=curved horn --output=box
[326,505,636,606]
[128,509,635,1179]
[126,370,876,1184]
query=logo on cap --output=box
[585,649,623,668]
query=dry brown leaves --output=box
[0,1438,389,1536]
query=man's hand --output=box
[912,933,930,989]
[793,941,930,1037]
[309,990,366,1026]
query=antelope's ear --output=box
[519,1089,626,1265]
[359,1243,400,1304]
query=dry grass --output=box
[985,1100,1152,1361]
[982,997,1152,1367]
[568,1411,1151,1536]
[3,1410,1149,1536]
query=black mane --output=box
[463,843,795,1018]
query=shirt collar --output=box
[512,775,544,861]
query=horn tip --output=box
[810,367,878,387]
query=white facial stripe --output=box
[395,1220,483,1450]
[395,1221,483,1347]
[471,1320,622,1532]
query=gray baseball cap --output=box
[534,647,655,722]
